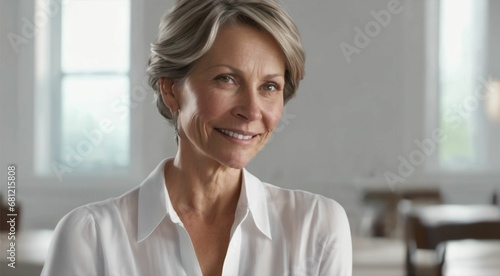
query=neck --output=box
[164,149,242,222]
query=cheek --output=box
[180,91,229,136]
[266,105,284,130]
[181,85,220,120]
[195,95,228,121]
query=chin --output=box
[220,158,249,170]
[217,152,254,169]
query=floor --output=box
[353,236,405,276]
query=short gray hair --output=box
[147,0,305,124]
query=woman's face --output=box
[163,24,285,169]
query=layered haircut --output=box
[147,0,305,124]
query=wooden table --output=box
[404,204,500,276]
[361,188,442,237]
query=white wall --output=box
[1,0,499,233]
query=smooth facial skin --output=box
[161,24,286,170]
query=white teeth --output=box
[219,129,253,140]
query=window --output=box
[34,0,131,178]
[437,0,489,171]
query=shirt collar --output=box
[137,158,170,242]
[137,158,272,242]
[239,168,272,240]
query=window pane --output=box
[438,0,487,170]
[61,0,130,73]
[61,75,130,171]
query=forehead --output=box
[194,24,285,73]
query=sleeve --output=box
[319,200,352,276]
[41,206,103,276]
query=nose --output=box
[231,86,263,121]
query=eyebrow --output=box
[208,64,284,79]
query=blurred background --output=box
[1,0,499,275]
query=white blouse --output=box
[41,158,352,276]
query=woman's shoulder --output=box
[262,182,345,211]
[260,181,351,262]
[261,182,349,227]
[57,186,140,231]
[42,188,140,275]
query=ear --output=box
[160,77,181,114]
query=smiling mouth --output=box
[216,129,256,140]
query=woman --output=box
[42,0,352,275]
